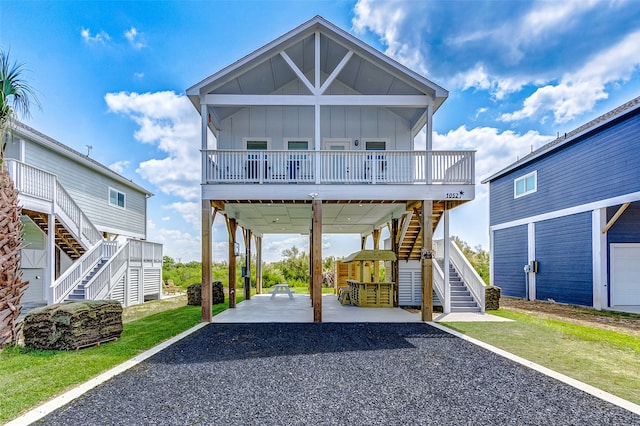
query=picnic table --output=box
[270,284,295,299]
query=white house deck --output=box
[203,150,474,185]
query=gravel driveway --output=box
[37,323,640,425]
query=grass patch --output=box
[122,295,188,323]
[0,301,228,424]
[442,309,640,405]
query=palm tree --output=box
[0,49,39,347]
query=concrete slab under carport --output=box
[212,294,512,323]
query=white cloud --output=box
[448,64,535,100]
[125,27,146,49]
[147,220,213,263]
[108,160,130,173]
[521,0,599,38]
[165,201,200,230]
[105,91,202,201]
[134,72,144,79]
[433,125,552,182]
[81,28,111,44]
[352,0,430,75]
[502,29,640,123]
[475,107,488,119]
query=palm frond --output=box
[0,49,41,128]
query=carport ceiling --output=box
[222,202,408,236]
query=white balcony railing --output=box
[203,150,474,185]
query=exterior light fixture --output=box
[354,139,359,146]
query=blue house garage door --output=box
[610,244,640,306]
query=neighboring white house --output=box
[187,16,482,322]
[5,121,163,308]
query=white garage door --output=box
[610,244,640,306]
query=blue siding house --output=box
[483,96,640,313]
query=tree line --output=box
[163,237,489,288]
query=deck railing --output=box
[53,240,118,303]
[84,239,163,301]
[203,150,474,184]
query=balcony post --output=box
[243,228,252,301]
[227,217,238,309]
[421,200,433,321]
[46,213,55,305]
[255,236,263,294]
[311,198,322,322]
[201,200,213,322]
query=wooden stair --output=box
[25,209,86,260]
[396,200,466,261]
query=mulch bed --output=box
[36,323,638,425]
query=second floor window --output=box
[109,188,126,208]
[514,171,537,198]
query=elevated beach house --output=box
[5,122,163,308]
[188,16,479,322]
[483,95,640,313]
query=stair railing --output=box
[449,240,486,312]
[52,240,117,303]
[432,260,445,307]
[7,159,102,248]
[54,182,102,246]
[84,241,129,300]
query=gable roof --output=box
[187,15,448,127]
[482,94,640,183]
[13,121,153,196]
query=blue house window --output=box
[514,171,537,198]
[109,188,126,208]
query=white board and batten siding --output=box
[217,78,413,150]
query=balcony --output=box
[202,150,475,185]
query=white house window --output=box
[514,171,537,198]
[286,139,309,150]
[365,140,386,151]
[243,138,270,150]
[109,188,126,208]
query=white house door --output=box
[21,249,47,304]
[610,243,640,306]
[323,140,350,182]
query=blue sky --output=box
[2,0,640,262]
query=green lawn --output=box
[0,301,229,424]
[442,309,640,405]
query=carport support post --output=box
[373,229,380,282]
[255,236,263,294]
[421,200,433,321]
[312,198,322,322]
[443,206,451,314]
[201,200,213,322]
[243,228,252,301]
[227,218,238,308]
[391,218,399,307]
